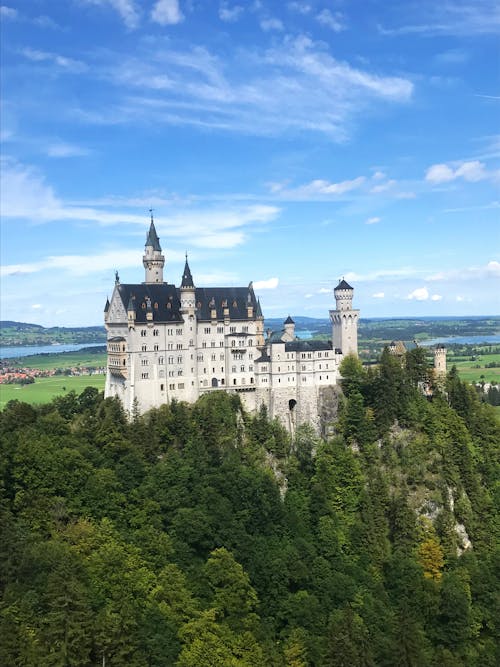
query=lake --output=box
[0,343,106,360]
[420,335,500,346]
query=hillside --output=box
[0,349,498,666]
[0,321,106,347]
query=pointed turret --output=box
[143,212,165,283]
[282,315,295,341]
[181,255,194,288]
[256,298,263,318]
[330,277,359,356]
[180,253,196,314]
[104,297,110,313]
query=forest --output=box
[0,349,499,666]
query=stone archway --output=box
[211,377,218,388]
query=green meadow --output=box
[447,353,500,384]
[9,350,107,370]
[0,375,105,410]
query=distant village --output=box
[0,362,105,385]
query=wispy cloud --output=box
[79,0,140,29]
[67,36,413,140]
[0,5,17,19]
[21,48,87,72]
[260,17,284,32]
[219,2,244,23]
[378,1,500,37]
[0,159,280,250]
[316,9,345,32]
[366,216,380,224]
[47,142,93,158]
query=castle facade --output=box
[104,219,359,431]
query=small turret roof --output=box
[181,256,194,288]
[284,315,295,325]
[104,298,110,312]
[145,220,162,252]
[256,298,263,318]
[335,278,353,291]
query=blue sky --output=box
[1,0,499,327]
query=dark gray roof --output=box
[284,315,295,325]
[108,336,126,342]
[181,258,194,288]
[104,298,110,312]
[255,298,263,318]
[116,283,260,323]
[255,354,271,363]
[145,221,162,252]
[284,339,332,353]
[335,279,353,291]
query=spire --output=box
[104,297,110,313]
[284,315,295,324]
[255,298,263,318]
[181,253,194,288]
[145,213,162,252]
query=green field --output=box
[449,353,500,384]
[0,375,105,409]
[7,350,107,370]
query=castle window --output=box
[168,356,174,363]
[141,359,148,366]
[177,356,182,363]
[233,379,237,385]
[242,326,248,333]
[178,383,184,389]
[176,328,183,335]
[204,327,210,334]
[202,342,207,348]
[167,302,171,309]
[169,383,175,390]
[318,352,322,358]
[230,326,236,333]
[248,340,253,346]
[167,329,173,335]
[240,365,245,372]
[232,300,237,308]
[211,354,216,361]
[177,343,183,350]
[249,353,253,360]
[169,371,174,377]
[250,377,254,384]
[221,379,225,385]
[141,372,149,379]
[160,383,164,390]
[153,329,159,336]
[189,339,194,346]
[142,345,147,351]
[220,341,224,347]
[154,302,158,309]
[220,354,224,360]
[154,344,159,351]
[217,326,223,334]
[141,329,147,337]
[142,302,146,309]
[221,367,224,373]
[232,366,236,373]
[177,370,183,376]
[168,343,173,350]
[231,341,236,347]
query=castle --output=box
[104,218,359,431]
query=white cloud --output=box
[260,17,284,31]
[74,36,413,140]
[317,287,330,294]
[372,170,386,180]
[431,294,443,301]
[372,292,385,298]
[486,260,500,276]
[425,160,489,184]
[288,2,311,14]
[0,5,18,19]
[1,159,280,250]
[219,2,243,22]
[31,303,42,309]
[370,179,396,193]
[366,216,380,224]
[47,142,92,158]
[316,9,345,32]
[81,0,140,29]
[407,287,429,301]
[293,176,365,197]
[151,0,183,25]
[253,277,279,289]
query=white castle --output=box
[105,218,359,431]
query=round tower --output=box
[283,315,295,341]
[433,344,447,377]
[329,278,359,356]
[143,213,165,283]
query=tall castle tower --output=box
[143,215,165,284]
[433,344,447,378]
[329,279,359,356]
